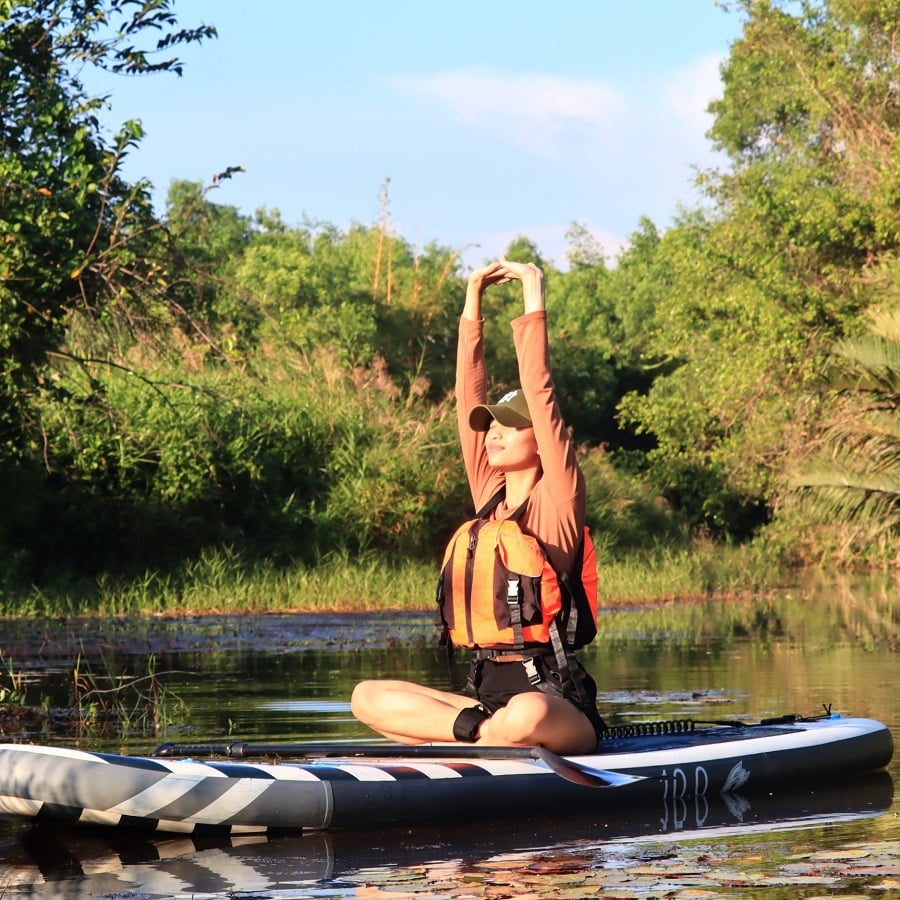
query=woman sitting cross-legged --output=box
[351,256,604,755]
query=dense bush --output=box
[5,0,900,600]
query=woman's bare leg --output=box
[478,692,597,755]
[351,679,481,744]
[352,679,597,753]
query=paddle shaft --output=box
[156,741,546,760]
[151,740,641,788]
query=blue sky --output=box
[89,0,746,269]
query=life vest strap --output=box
[506,576,525,648]
[471,647,551,660]
[548,619,591,707]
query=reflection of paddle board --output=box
[0,715,892,833]
[0,773,893,899]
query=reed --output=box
[596,541,786,606]
[101,551,439,614]
[70,653,190,738]
[0,538,792,619]
[0,656,28,707]
[0,653,189,742]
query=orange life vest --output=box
[436,492,598,653]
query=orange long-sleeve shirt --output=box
[455,311,586,576]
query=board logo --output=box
[721,761,751,794]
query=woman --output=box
[351,256,603,754]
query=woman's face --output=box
[484,420,539,471]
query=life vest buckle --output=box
[524,657,542,686]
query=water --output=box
[0,580,897,897]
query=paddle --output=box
[151,740,642,789]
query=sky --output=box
[87,0,746,270]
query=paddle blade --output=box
[531,747,643,788]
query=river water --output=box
[0,576,897,897]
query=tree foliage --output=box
[0,0,216,459]
[619,0,900,538]
[5,0,900,592]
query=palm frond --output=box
[830,332,900,395]
[793,307,900,536]
[824,417,900,474]
[793,465,900,534]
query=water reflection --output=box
[0,584,897,897]
[0,774,892,899]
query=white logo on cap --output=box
[498,390,519,404]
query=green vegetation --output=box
[789,300,900,565]
[3,1,900,616]
[0,652,187,739]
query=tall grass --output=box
[8,328,468,592]
[1,331,798,618]
[0,540,791,619]
[1,550,438,618]
[597,540,789,605]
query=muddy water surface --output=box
[0,579,897,898]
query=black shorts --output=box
[465,655,606,742]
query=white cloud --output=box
[386,57,727,168]
[660,52,726,139]
[385,68,625,152]
[385,57,731,261]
